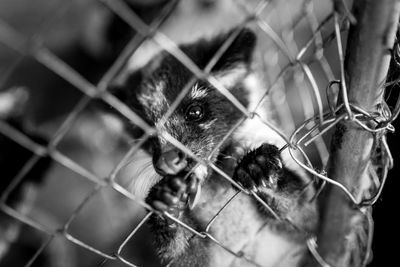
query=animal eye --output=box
[185,104,204,122]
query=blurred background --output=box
[0,0,398,266]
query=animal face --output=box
[114,28,257,181]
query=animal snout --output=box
[154,148,187,175]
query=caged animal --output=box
[111,28,318,267]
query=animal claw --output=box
[188,177,201,210]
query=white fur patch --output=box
[234,115,284,150]
[191,83,208,99]
[233,73,284,148]
[121,151,162,200]
[199,118,217,130]
[154,80,165,92]
[243,74,265,112]
[138,80,168,112]
[193,164,208,181]
[213,65,247,89]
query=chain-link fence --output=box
[0,0,399,266]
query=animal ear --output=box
[181,28,257,89]
[181,28,257,72]
[212,28,257,71]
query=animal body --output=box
[113,28,318,267]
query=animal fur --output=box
[112,28,318,267]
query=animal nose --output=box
[154,148,187,175]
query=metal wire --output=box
[0,0,397,266]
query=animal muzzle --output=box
[154,146,188,176]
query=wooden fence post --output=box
[311,1,400,266]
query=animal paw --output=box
[148,173,199,217]
[233,143,283,192]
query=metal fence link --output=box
[0,0,398,266]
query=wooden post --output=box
[312,0,400,266]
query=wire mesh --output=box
[0,0,398,266]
